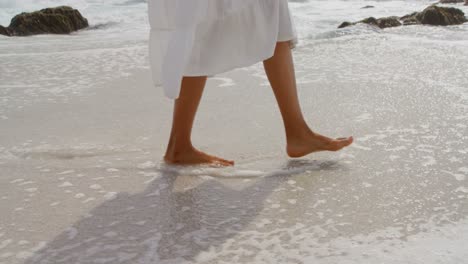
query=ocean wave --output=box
[115,0,147,5]
[310,23,382,40]
[0,0,89,9]
[87,21,120,31]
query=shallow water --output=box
[1,0,468,263]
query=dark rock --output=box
[0,6,88,37]
[376,16,402,28]
[338,22,353,29]
[438,0,468,5]
[439,0,464,3]
[361,5,375,9]
[339,5,467,28]
[361,17,379,26]
[415,5,467,25]
[0,25,11,36]
[400,12,420,25]
[338,16,401,29]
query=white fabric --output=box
[148,0,297,99]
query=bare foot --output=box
[286,131,353,158]
[164,147,234,166]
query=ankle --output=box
[165,139,194,157]
[286,126,313,143]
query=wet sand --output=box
[1,31,468,263]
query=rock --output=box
[338,16,401,29]
[0,25,11,36]
[339,5,467,28]
[400,12,420,25]
[415,5,467,25]
[360,17,379,27]
[361,5,375,9]
[439,0,468,4]
[439,0,464,3]
[375,16,402,28]
[0,6,88,37]
[338,22,353,29]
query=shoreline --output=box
[1,1,468,262]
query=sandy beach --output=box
[1,0,468,263]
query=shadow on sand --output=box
[26,159,339,263]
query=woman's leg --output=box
[164,76,234,166]
[263,41,353,157]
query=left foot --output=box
[164,146,234,166]
[286,131,353,158]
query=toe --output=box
[329,137,353,151]
[212,160,234,167]
[339,137,353,148]
[336,136,353,141]
[219,159,235,166]
[211,156,235,166]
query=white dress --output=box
[148,0,297,99]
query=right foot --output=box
[287,131,353,158]
[164,147,234,166]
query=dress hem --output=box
[182,38,297,78]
